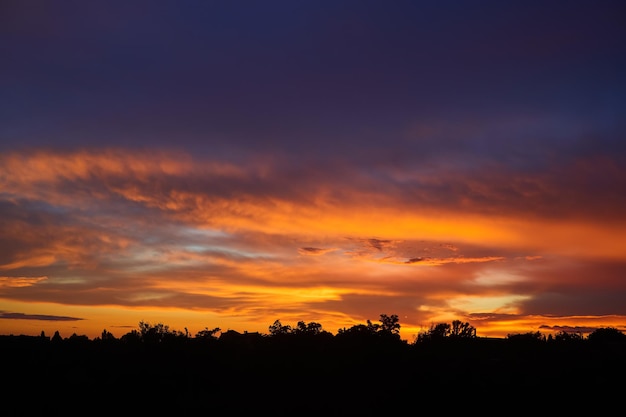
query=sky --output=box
[1,0,625,341]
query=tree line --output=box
[3,313,625,346]
[3,314,625,414]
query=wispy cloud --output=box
[298,247,337,256]
[0,312,83,321]
[0,277,47,288]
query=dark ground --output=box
[2,335,624,415]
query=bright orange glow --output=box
[1,150,625,341]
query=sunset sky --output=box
[2,0,625,341]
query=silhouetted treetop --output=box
[268,319,292,336]
[415,320,476,343]
[587,326,626,343]
[195,327,221,339]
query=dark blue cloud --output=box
[0,312,83,321]
[2,0,624,165]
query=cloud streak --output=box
[0,312,83,322]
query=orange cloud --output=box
[0,276,48,288]
[1,148,626,341]
[298,247,337,256]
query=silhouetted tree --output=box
[195,327,221,339]
[139,321,170,343]
[137,321,186,344]
[336,314,404,347]
[379,314,401,336]
[294,320,323,335]
[67,333,90,344]
[414,320,476,344]
[100,329,116,341]
[587,327,626,343]
[120,329,141,344]
[416,322,451,343]
[268,319,292,336]
[506,331,545,343]
[336,323,376,338]
[450,320,476,339]
[51,330,63,343]
[554,330,583,343]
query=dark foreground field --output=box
[3,332,625,415]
